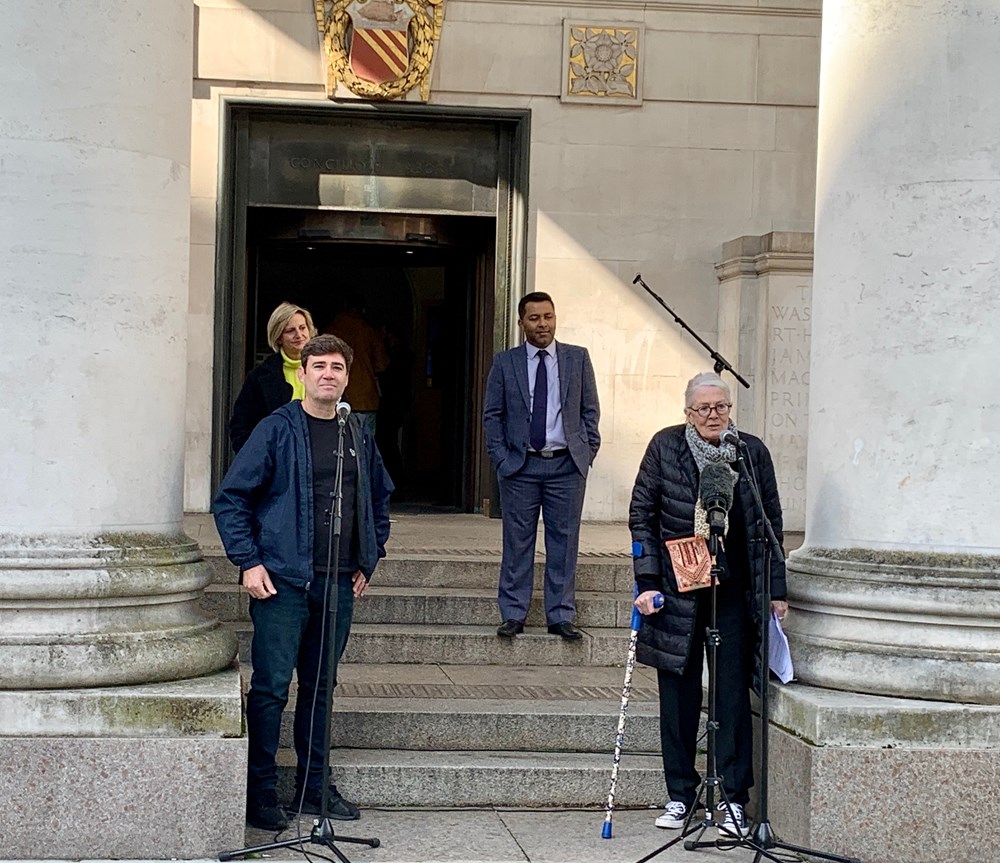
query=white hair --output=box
[684,372,731,408]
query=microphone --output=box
[699,462,734,534]
[336,401,351,424]
[720,428,741,448]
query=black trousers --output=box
[656,577,754,808]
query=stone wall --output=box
[716,232,813,532]
[187,0,821,519]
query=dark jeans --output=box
[246,571,355,801]
[656,577,754,808]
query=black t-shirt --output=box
[307,413,359,574]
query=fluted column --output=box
[0,2,236,687]
[785,0,1000,703]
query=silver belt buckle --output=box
[539,450,554,458]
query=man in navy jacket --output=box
[214,334,393,832]
[483,292,601,640]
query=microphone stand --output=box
[732,440,861,863]
[632,274,749,389]
[220,406,379,863]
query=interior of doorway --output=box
[243,207,496,511]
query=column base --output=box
[0,668,246,859]
[766,682,1000,863]
[785,546,1000,704]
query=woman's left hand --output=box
[771,600,788,622]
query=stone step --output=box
[326,696,660,753]
[234,622,632,667]
[204,585,633,627]
[276,748,669,808]
[203,553,633,593]
[260,662,661,754]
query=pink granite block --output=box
[0,736,246,858]
[769,727,990,863]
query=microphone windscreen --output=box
[699,462,734,511]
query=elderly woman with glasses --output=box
[229,302,317,453]
[629,371,788,839]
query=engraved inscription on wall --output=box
[765,280,811,530]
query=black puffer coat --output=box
[629,424,785,688]
[229,351,293,454]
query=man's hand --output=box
[771,600,789,622]
[242,564,277,600]
[352,571,368,598]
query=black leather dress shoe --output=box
[497,619,524,637]
[287,785,361,821]
[547,621,583,640]
[247,796,290,831]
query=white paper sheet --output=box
[768,611,794,684]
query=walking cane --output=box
[601,586,663,839]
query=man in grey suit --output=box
[483,291,601,640]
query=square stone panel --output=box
[562,22,644,105]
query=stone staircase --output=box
[191,513,667,809]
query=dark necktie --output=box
[530,349,548,452]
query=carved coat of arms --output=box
[315,0,445,101]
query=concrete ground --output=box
[187,510,637,559]
[236,806,763,863]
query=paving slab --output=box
[437,663,659,690]
[340,663,456,685]
[229,807,758,863]
[186,512,634,559]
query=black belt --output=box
[527,448,569,458]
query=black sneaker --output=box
[287,785,361,821]
[717,801,750,839]
[246,792,289,831]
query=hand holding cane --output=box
[601,587,663,839]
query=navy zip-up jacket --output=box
[213,401,393,584]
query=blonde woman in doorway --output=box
[229,301,317,453]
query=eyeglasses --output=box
[688,403,732,418]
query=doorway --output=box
[213,102,530,512]
[245,208,495,508]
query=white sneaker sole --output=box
[655,815,686,829]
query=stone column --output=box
[0,2,242,856]
[771,2,1000,861]
[786,0,1000,704]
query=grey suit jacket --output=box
[483,342,601,478]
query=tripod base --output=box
[748,819,861,863]
[636,807,787,863]
[218,816,379,863]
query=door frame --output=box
[211,99,531,506]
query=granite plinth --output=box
[767,683,998,863]
[0,668,246,859]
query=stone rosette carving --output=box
[562,22,643,105]
[315,0,445,101]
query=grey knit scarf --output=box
[685,421,740,538]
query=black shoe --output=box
[287,785,361,821]
[496,619,524,637]
[547,621,583,640]
[247,793,290,831]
